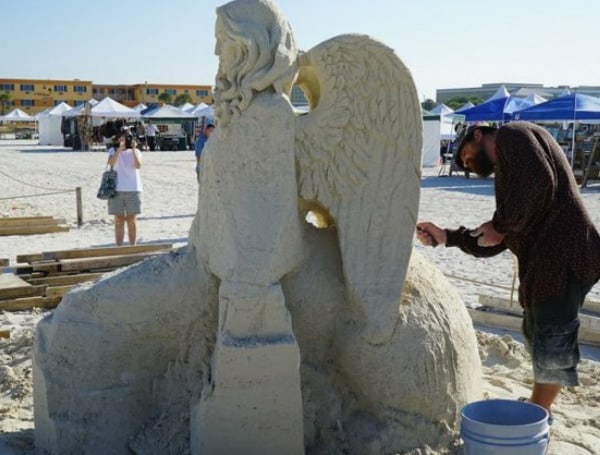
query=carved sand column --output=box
[190,282,304,455]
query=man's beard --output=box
[470,147,495,177]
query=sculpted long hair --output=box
[214,0,297,126]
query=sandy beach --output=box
[1,140,599,454]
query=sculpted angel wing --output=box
[294,34,422,343]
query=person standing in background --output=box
[144,120,159,151]
[194,123,215,182]
[107,133,143,245]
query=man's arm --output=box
[445,226,507,258]
[416,222,506,258]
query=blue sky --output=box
[3,0,599,101]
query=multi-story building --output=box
[0,78,213,115]
[0,78,93,114]
[92,82,213,108]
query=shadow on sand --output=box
[421,175,495,197]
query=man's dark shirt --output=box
[446,122,600,308]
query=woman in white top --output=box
[107,133,143,245]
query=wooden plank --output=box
[0,296,62,311]
[0,221,66,232]
[0,285,47,300]
[15,253,43,263]
[0,217,65,227]
[45,285,75,298]
[0,274,31,288]
[32,261,60,274]
[0,216,54,225]
[40,243,174,261]
[59,250,170,272]
[27,272,104,287]
[468,308,600,347]
[0,329,10,339]
[0,225,69,236]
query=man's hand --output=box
[416,222,447,247]
[470,221,505,247]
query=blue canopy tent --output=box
[459,96,509,122]
[513,93,600,165]
[504,94,546,120]
[512,93,600,122]
[458,86,510,122]
[459,94,546,122]
[458,86,546,122]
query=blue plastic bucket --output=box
[460,399,550,454]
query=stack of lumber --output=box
[0,243,174,315]
[470,294,600,347]
[0,216,70,236]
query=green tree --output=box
[174,93,192,106]
[421,98,436,111]
[0,92,10,115]
[158,91,172,104]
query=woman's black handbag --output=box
[97,166,118,200]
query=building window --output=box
[21,99,35,106]
[165,89,176,95]
[54,85,68,92]
[74,100,85,106]
[146,88,158,95]
[74,85,87,93]
[1,84,15,91]
[196,89,208,97]
[20,84,35,91]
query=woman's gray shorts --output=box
[108,191,142,216]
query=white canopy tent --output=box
[189,103,214,119]
[63,97,139,119]
[38,102,72,146]
[89,97,140,118]
[142,104,195,119]
[422,110,464,167]
[179,102,195,112]
[1,108,34,122]
[62,99,99,118]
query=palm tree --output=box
[0,92,10,115]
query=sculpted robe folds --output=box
[193,92,303,285]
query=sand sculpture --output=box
[33,0,483,453]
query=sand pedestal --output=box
[191,282,305,455]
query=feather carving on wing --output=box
[294,34,423,344]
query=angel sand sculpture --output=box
[33,0,483,453]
